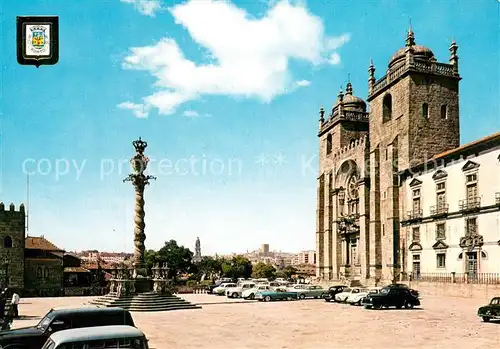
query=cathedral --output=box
[316,26,500,285]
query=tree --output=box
[144,249,158,276]
[221,255,252,279]
[197,256,223,280]
[281,266,298,279]
[155,240,194,281]
[91,261,107,294]
[251,262,277,280]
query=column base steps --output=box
[87,292,201,312]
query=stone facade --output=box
[399,135,500,276]
[0,203,25,290]
[315,27,492,285]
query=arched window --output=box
[422,103,429,119]
[326,133,332,154]
[37,267,42,278]
[441,105,448,119]
[350,139,356,147]
[3,236,12,248]
[382,94,392,122]
[481,251,487,259]
[44,267,49,278]
[458,252,463,260]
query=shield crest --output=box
[31,30,45,48]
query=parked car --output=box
[347,287,382,306]
[288,285,328,299]
[226,282,257,298]
[385,283,420,298]
[0,307,135,349]
[255,288,298,302]
[335,287,365,302]
[477,297,500,322]
[363,286,420,309]
[322,285,348,302]
[213,283,237,295]
[206,278,233,294]
[242,285,274,300]
[42,325,148,349]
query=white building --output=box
[399,133,500,279]
[292,250,316,266]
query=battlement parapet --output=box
[332,135,370,159]
[0,202,26,215]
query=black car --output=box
[0,307,135,349]
[477,297,500,322]
[322,285,348,302]
[385,283,419,298]
[362,287,420,309]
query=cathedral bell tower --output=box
[367,26,461,283]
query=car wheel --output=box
[286,296,293,301]
[232,292,239,298]
[482,316,490,322]
[373,303,381,309]
[249,293,255,300]
[396,304,402,309]
[264,295,271,302]
[299,294,306,300]
[404,301,414,309]
[325,298,331,302]
[357,300,362,306]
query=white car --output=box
[334,287,365,302]
[242,285,274,300]
[225,282,257,298]
[346,287,382,306]
[213,283,237,295]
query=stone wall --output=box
[402,280,500,301]
[0,203,25,290]
[24,258,64,296]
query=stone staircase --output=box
[87,292,201,312]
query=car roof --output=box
[49,325,144,344]
[48,307,128,317]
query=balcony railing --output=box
[430,203,449,216]
[458,197,481,211]
[406,209,423,221]
[410,272,500,284]
[496,192,500,206]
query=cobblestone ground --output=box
[11,294,500,349]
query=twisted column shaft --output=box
[133,184,146,265]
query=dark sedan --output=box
[363,287,420,309]
[477,297,500,322]
[322,285,348,302]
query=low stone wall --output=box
[63,287,108,297]
[404,281,500,301]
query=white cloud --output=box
[328,52,341,65]
[295,79,311,87]
[119,0,350,117]
[121,0,161,16]
[183,110,212,118]
[117,101,149,118]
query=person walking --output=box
[11,291,19,318]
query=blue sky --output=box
[0,0,498,255]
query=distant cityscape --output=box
[72,241,316,272]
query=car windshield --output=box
[380,288,390,294]
[490,298,500,305]
[344,288,351,293]
[37,314,54,331]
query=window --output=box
[326,134,332,154]
[3,236,12,248]
[44,267,49,278]
[441,105,448,119]
[436,253,446,268]
[412,189,421,213]
[422,103,429,118]
[413,254,420,261]
[436,223,446,240]
[383,94,392,122]
[412,227,420,241]
[466,217,477,235]
[436,182,446,210]
[37,267,42,278]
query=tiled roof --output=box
[432,132,500,160]
[82,261,115,270]
[64,267,90,273]
[25,236,63,251]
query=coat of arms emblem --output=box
[26,25,50,56]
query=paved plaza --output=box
[11,294,500,348]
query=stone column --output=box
[369,148,381,282]
[358,177,369,280]
[123,138,156,278]
[323,173,332,280]
[331,189,339,280]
